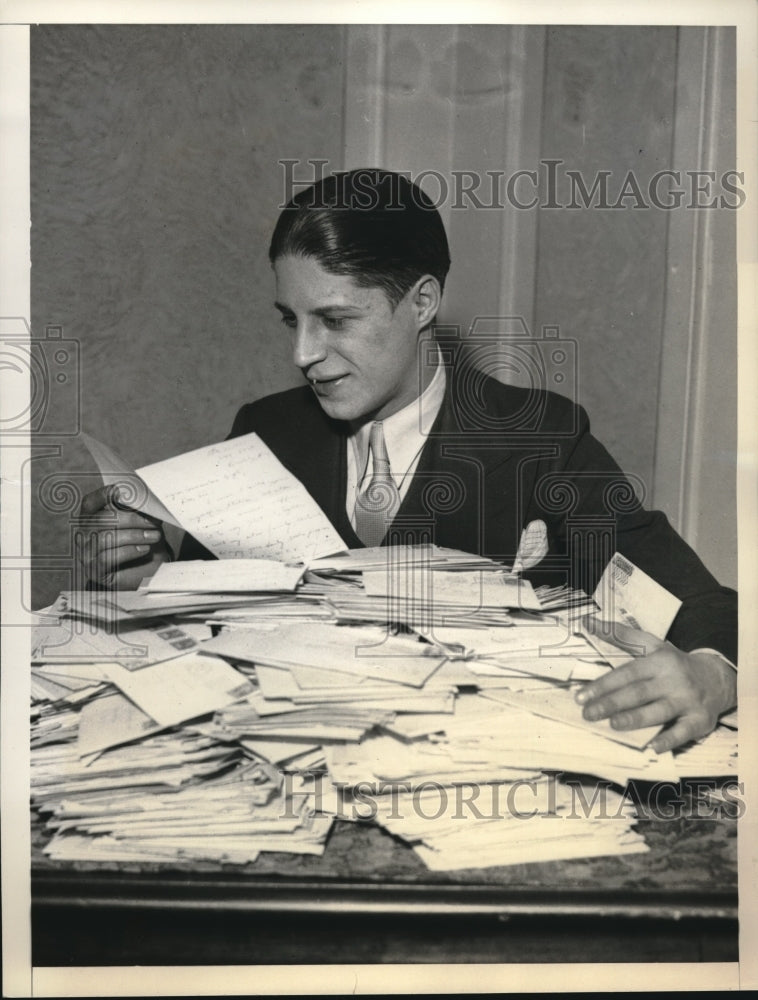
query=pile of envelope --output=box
[30,546,737,870]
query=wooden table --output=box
[32,780,739,966]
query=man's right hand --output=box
[77,485,171,590]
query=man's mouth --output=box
[308,374,347,388]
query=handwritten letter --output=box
[135,433,346,563]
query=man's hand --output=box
[575,620,736,753]
[77,485,171,590]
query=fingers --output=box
[91,527,162,554]
[576,660,674,735]
[574,640,730,752]
[650,716,707,754]
[81,482,136,513]
[599,698,676,733]
[575,657,654,705]
[580,678,667,725]
[80,485,158,532]
[87,533,163,575]
[80,485,113,515]
[77,485,169,588]
[80,484,153,518]
[84,510,158,531]
[77,516,164,583]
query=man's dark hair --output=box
[268,168,451,307]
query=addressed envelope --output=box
[362,569,542,611]
[31,616,204,671]
[77,689,164,756]
[593,552,682,639]
[100,653,254,726]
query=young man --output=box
[79,168,738,752]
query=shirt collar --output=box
[350,345,447,485]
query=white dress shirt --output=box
[346,352,446,528]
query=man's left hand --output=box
[575,621,737,753]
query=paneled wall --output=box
[30,25,345,606]
[30,24,737,607]
[653,28,738,587]
[534,26,678,491]
[345,24,737,588]
[345,25,545,335]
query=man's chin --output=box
[313,394,369,424]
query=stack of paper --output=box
[305,543,501,575]
[670,723,738,777]
[372,778,648,871]
[33,727,238,806]
[37,734,332,864]
[31,532,738,872]
[200,622,447,687]
[322,691,674,791]
[299,566,541,633]
[213,696,396,744]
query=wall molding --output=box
[653,26,737,585]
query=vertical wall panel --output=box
[533,26,678,498]
[345,24,459,231]
[441,26,545,334]
[653,27,737,587]
[345,25,545,337]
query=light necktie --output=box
[353,421,401,547]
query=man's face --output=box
[274,254,426,424]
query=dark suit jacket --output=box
[181,363,738,663]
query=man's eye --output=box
[323,316,346,330]
[279,314,297,329]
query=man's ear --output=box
[411,275,442,330]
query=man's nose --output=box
[292,321,328,369]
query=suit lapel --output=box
[388,375,519,556]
